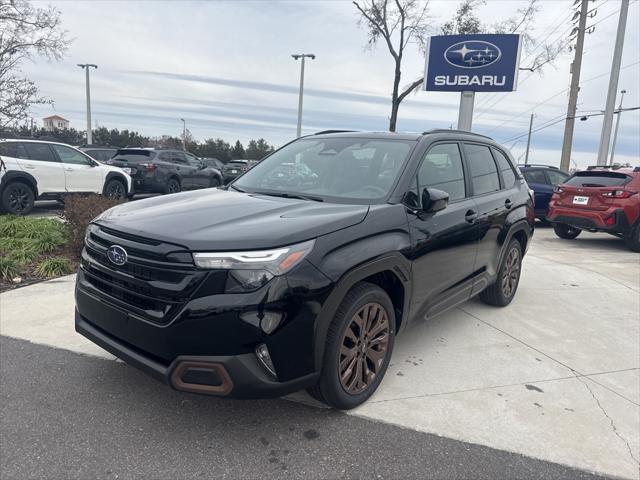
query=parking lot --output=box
[1,225,638,479]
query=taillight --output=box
[601,190,634,199]
[140,163,157,172]
[553,185,564,193]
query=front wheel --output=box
[308,282,395,409]
[553,223,582,239]
[479,239,522,307]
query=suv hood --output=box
[96,188,369,250]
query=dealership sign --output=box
[424,34,522,92]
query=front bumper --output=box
[75,311,318,398]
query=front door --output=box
[407,142,479,322]
[50,144,102,193]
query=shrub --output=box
[34,257,72,278]
[63,194,123,257]
[0,257,20,281]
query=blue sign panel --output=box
[424,34,522,92]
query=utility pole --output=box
[559,0,589,172]
[291,53,315,137]
[77,64,97,145]
[180,118,186,150]
[524,113,535,166]
[597,0,629,165]
[608,89,626,165]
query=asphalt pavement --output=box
[0,336,606,480]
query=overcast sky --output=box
[24,0,639,168]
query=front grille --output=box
[81,225,208,324]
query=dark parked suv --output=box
[519,164,570,220]
[108,148,222,194]
[75,130,534,409]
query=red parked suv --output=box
[548,165,640,251]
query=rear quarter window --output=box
[565,171,631,187]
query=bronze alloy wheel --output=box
[339,302,390,395]
[501,247,520,298]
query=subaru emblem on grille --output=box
[107,245,128,266]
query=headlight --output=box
[193,240,315,292]
[84,223,98,246]
[122,167,132,175]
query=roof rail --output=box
[517,164,559,170]
[313,129,357,135]
[586,164,632,171]
[422,129,493,139]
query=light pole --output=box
[180,118,186,150]
[608,89,626,165]
[291,53,315,137]
[524,113,535,166]
[77,64,98,144]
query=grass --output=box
[0,215,73,285]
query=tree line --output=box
[9,125,276,161]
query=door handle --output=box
[465,210,478,223]
[505,199,513,209]
[24,165,36,169]
[64,168,74,171]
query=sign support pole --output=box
[457,91,475,131]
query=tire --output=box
[307,282,395,409]
[624,222,640,252]
[1,181,35,215]
[103,179,126,200]
[164,178,181,194]
[209,176,221,188]
[553,223,582,239]
[479,239,523,307]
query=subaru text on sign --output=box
[424,34,522,92]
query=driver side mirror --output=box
[421,188,449,213]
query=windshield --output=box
[234,137,415,203]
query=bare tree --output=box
[353,0,431,132]
[354,0,564,131]
[0,0,70,129]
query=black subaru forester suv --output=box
[75,130,534,409]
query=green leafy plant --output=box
[8,247,39,264]
[34,257,72,278]
[0,257,21,281]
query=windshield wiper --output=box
[255,191,324,202]
[229,184,245,193]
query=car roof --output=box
[0,137,76,148]
[305,129,495,143]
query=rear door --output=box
[50,144,103,193]
[19,142,66,194]
[462,143,510,280]
[407,142,479,320]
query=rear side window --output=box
[546,170,570,186]
[0,142,28,159]
[417,143,466,202]
[565,171,631,187]
[491,148,516,188]
[464,144,500,195]
[522,169,546,184]
[23,143,58,162]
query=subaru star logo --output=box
[444,41,502,69]
[107,245,128,266]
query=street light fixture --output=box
[77,64,98,144]
[291,53,316,137]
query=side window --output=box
[159,152,171,161]
[0,142,24,158]
[416,143,466,202]
[23,143,58,162]
[463,144,500,196]
[491,148,516,188]
[171,152,187,163]
[546,170,569,186]
[522,169,546,184]
[51,144,92,165]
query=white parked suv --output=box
[0,138,133,215]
